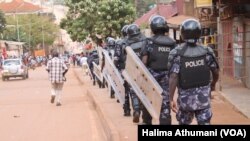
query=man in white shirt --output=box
[80,55,88,74]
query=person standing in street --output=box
[168,19,219,125]
[141,15,176,125]
[46,50,68,106]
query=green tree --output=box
[61,0,99,42]
[2,14,59,50]
[0,10,6,33]
[96,0,135,38]
[61,0,135,43]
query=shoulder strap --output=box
[178,43,188,56]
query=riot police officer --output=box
[87,50,102,87]
[121,24,129,39]
[101,37,116,98]
[122,24,147,123]
[168,19,219,125]
[114,25,131,116]
[114,39,131,116]
[141,15,176,125]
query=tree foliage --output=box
[2,14,59,49]
[0,10,6,33]
[96,0,135,37]
[61,0,135,43]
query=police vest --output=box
[179,46,210,89]
[147,41,173,71]
[127,38,146,58]
[93,58,99,65]
[115,41,126,70]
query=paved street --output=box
[0,66,105,141]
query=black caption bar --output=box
[138,125,250,141]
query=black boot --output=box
[110,89,115,98]
[124,110,131,117]
[140,120,152,125]
[123,101,131,117]
[133,111,140,123]
[142,105,152,125]
[97,80,102,88]
[130,90,140,123]
[159,116,171,125]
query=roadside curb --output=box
[216,91,249,119]
[73,68,120,141]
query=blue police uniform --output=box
[141,35,175,125]
[114,39,131,116]
[168,44,219,125]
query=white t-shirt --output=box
[80,57,87,66]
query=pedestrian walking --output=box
[141,15,176,125]
[168,19,219,125]
[46,50,68,106]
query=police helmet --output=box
[107,37,116,46]
[115,39,123,48]
[150,15,169,34]
[180,19,201,41]
[121,25,129,37]
[127,24,140,37]
[89,50,97,55]
[92,52,98,58]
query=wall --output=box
[222,20,234,77]
[183,0,195,16]
[244,19,250,88]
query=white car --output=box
[1,59,29,81]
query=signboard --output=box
[102,50,125,105]
[122,47,163,120]
[195,0,212,8]
[34,49,45,57]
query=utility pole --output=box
[42,23,44,49]
[217,0,223,91]
[156,0,159,14]
[16,15,20,42]
[52,0,54,14]
[15,1,24,42]
[29,18,31,49]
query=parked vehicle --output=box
[1,59,29,81]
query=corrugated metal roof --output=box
[134,3,178,26]
[0,0,41,14]
[167,15,198,29]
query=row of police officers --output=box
[93,16,219,125]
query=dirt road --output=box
[0,66,105,141]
